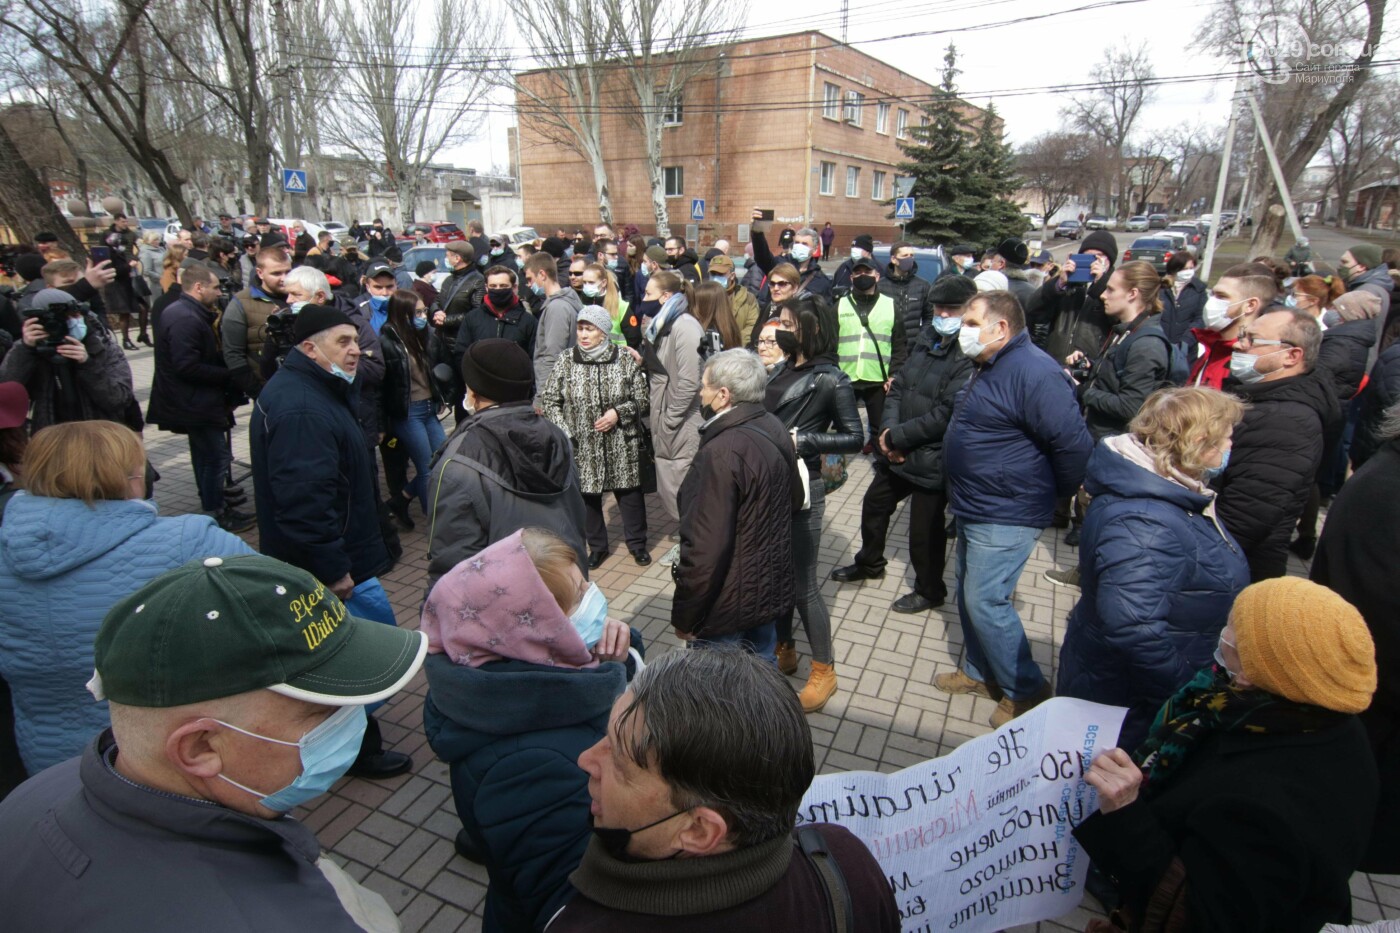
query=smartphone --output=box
[89,246,111,263]
[1067,253,1095,283]
[758,209,775,222]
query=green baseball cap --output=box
[89,555,427,708]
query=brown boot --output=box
[989,683,1054,728]
[776,641,798,676]
[934,669,997,699]
[798,662,838,713]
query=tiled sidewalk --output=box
[119,344,1398,932]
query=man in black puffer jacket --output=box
[832,275,976,614]
[1031,229,1118,361]
[1217,308,1340,581]
[879,240,935,353]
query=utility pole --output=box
[1200,86,1240,283]
[1244,90,1305,244]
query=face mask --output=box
[852,273,877,292]
[591,810,687,862]
[1229,349,1282,384]
[1202,296,1242,332]
[570,582,608,648]
[607,259,621,271]
[898,257,916,273]
[774,329,800,357]
[1175,268,1195,285]
[640,264,652,278]
[958,325,989,358]
[369,295,389,313]
[1212,632,1242,681]
[413,315,428,331]
[700,401,718,420]
[487,288,514,306]
[711,274,730,287]
[789,243,812,264]
[958,257,974,270]
[289,301,307,314]
[932,316,962,336]
[330,362,356,384]
[1202,447,1230,482]
[850,247,866,260]
[67,317,87,341]
[490,246,504,257]
[215,705,367,812]
[1284,294,1298,309]
[1338,265,1353,282]
[581,282,604,301]
[529,282,545,296]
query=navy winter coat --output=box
[1352,341,1400,469]
[423,655,627,933]
[943,330,1093,527]
[146,295,232,431]
[1161,277,1208,344]
[1057,440,1250,750]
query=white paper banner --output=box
[798,697,1128,932]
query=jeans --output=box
[778,476,834,664]
[187,426,230,512]
[954,521,1045,700]
[693,621,778,665]
[392,399,447,511]
[344,577,397,713]
[583,489,648,554]
[854,463,949,601]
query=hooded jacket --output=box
[0,495,251,773]
[425,401,588,590]
[1316,315,1376,401]
[880,325,975,490]
[1351,341,1400,469]
[0,310,139,431]
[1040,229,1118,363]
[1349,264,1394,370]
[879,262,935,350]
[533,286,583,404]
[423,655,626,933]
[0,732,396,932]
[669,248,701,283]
[1216,369,1340,581]
[1056,438,1249,751]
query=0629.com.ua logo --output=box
[1245,16,1367,85]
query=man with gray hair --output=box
[672,350,802,660]
[555,648,900,931]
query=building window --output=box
[662,91,683,126]
[819,161,836,196]
[823,83,841,120]
[843,91,864,126]
[920,114,930,128]
[846,166,861,198]
[872,170,886,200]
[896,108,909,139]
[876,102,889,134]
[664,166,683,197]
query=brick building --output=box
[516,31,987,253]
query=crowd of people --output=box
[0,207,1396,933]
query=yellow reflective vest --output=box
[837,293,896,383]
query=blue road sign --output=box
[690,198,705,221]
[282,169,307,193]
[895,197,915,221]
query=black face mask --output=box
[852,273,878,292]
[774,329,800,357]
[486,288,515,307]
[897,257,916,273]
[636,297,662,320]
[591,811,686,862]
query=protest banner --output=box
[797,697,1127,932]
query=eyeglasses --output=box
[1236,334,1298,350]
[756,337,779,348]
[770,280,795,291]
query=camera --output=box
[31,299,89,356]
[262,307,298,370]
[1068,358,1094,382]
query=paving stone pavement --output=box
[118,343,1399,932]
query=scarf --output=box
[576,340,613,363]
[1133,666,1340,796]
[644,291,688,344]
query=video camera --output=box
[262,307,298,369]
[30,294,90,357]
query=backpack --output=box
[1113,320,1189,389]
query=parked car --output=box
[494,226,540,249]
[1147,213,1169,229]
[1085,214,1115,230]
[138,217,173,236]
[1159,230,1189,252]
[1122,237,1176,273]
[1166,223,1204,248]
[871,245,944,280]
[322,221,349,236]
[1054,219,1083,240]
[1023,213,1045,231]
[404,222,465,244]
[403,245,451,290]
[1126,215,1149,232]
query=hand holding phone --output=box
[89,246,111,263]
[1067,254,1095,283]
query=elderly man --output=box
[1217,308,1339,581]
[0,553,427,931]
[672,350,801,659]
[939,291,1092,726]
[221,245,290,398]
[555,648,900,931]
[250,304,410,779]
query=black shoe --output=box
[630,549,651,566]
[454,828,486,864]
[892,592,943,613]
[830,563,884,583]
[216,506,255,533]
[1289,536,1316,560]
[388,495,415,531]
[222,487,247,506]
[1064,526,1080,547]
[945,519,956,536]
[138,333,153,347]
[122,338,137,351]
[588,550,609,570]
[861,442,875,456]
[347,749,413,780]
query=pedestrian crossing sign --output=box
[895,197,915,221]
[282,169,307,193]
[690,198,705,221]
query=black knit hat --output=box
[928,274,978,307]
[1081,230,1119,266]
[996,238,1029,266]
[461,338,533,403]
[15,252,45,282]
[852,234,874,253]
[292,304,355,343]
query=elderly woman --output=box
[1075,577,1379,933]
[0,421,252,775]
[1057,387,1250,751]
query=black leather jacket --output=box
[763,357,864,473]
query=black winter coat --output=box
[1002,266,1036,312]
[0,311,139,431]
[250,349,390,586]
[438,267,486,346]
[880,326,974,490]
[762,358,864,474]
[1315,316,1375,401]
[1036,274,1113,364]
[379,323,447,421]
[1351,341,1400,469]
[1079,313,1172,441]
[878,264,934,352]
[1074,716,1378,933]
[452,299,537,376]
[1216,370,1339,581]
[673,404,801,638]
[146,295,233,431]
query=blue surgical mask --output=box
[1284,295,1298,309]
[1203,448,1230,482]
[570,582,608,648]
[67,317,88,341]
[289,301,307,314]
[369,295,389,312]
[529,282,545,296]
[789,243,812,264]
[330,362,356,384]
[582,282,604,299]
[932,316,962,336]
[491,246,504,257]
[413,315,428,331]
[711,274,730,287]
[1229,349,1281,385]
[607,259,621,271]
[640,264,652,278]
[477,254,489,266]
[215,704,367,812]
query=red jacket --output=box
[1189,327,1237,389]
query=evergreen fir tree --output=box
[894,44,977,245]
[962,101,1027,246]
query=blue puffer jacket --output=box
[423,654,627,933]
[0,495,252,773]
[1057,438,1250,751]
[944,330,1093,527]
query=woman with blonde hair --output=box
[580,261,633,347]
[1057,386,1251,750]
[159,242,188,292]
[0,421,252,776]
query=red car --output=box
[405,222,465,244]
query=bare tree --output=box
[1326,76,1400,226]
[1125,136,1173,215]
[1163,122,1222,213]
[1062,42,1156,222]
[0,120,86,254]
[607,0,746,238]
[1018,132,1095,238]
[510,0,619,224]
[322,0,500,225]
